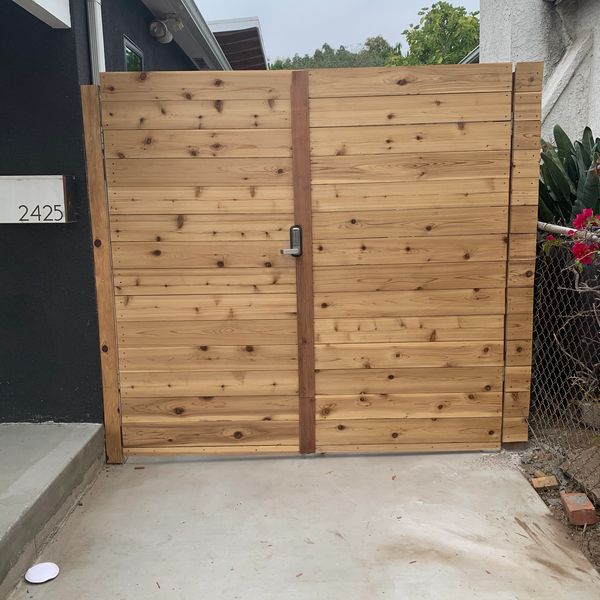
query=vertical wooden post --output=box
[81,85,123,463]
[502,63,543,444]
[291,71,316,454]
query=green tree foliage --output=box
[270,36,396,70]
[269,3,479,69]
[388,2,479,66]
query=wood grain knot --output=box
[101,345,109,353]
[174,407,185,415]
[233,431,244,439]
[217,260,225,267]
[152,250,162,256]
[391,432,399,438]
[337,424,346,431]
[484,385,492,391]
[94,239,102,247]
[387,374,395,380]
[245,345,254,352]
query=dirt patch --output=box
[519,446,600,571]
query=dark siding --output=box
[0,0,198,424]
[101,0,195,71]
[0,0,101,422]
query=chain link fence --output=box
[529,241,600,501]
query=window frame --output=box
[123,36,144,72]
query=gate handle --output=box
[280,225,302,257]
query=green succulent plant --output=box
[539,125,600,224]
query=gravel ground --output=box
[518,446,600,571]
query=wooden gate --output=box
[81,63,541,463]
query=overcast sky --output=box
[197,1,480,62]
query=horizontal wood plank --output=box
[506,339,533,366]
[122,395,298,422]
[317,442,499,453]
[114,267,295,295]
[308,65,512,97]
[316,417,502,445]
[504,366,532,392]
[509,205,538,234]
[312,179,508,212]
[316,366,503,395]
[507,260,536,287]
[310,121,510,156]
[103,99,290,130]
[120,344,297,372]
[101,71,292,101]
[509,234,537,260]
[513,63,544,92]
[126,445,299,456]
[315,315,505,344]
[123,421,298,447]
[313,206,508,239]
[507,287,534,314]
[110,213,294,242]
[109,185,293,214]
[311,152,509,184]
[119,319,297,347]
[107,158,292,186]
[506,312,533,341]
[316,392,502,419]
[310,93,511,127]
[512,150,540,178]
[504,391,531,418]
[314,262,506,292]
[315,289,505,318]
[315,341,503,369]
[121,370,299,397]
[105,129,292,158]
[115,293,297,321]
[112,241,291,269]
[513,119,541,150]
[314,235,507,266]
[502,417,529,443]
[513,93,541,121]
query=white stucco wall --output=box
[480,0,599,142]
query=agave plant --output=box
[539,125,600,224]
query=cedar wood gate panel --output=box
[81,63,542,463]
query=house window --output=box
[124,37,144,71]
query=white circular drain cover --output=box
[25,562,59,584]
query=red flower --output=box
[546,234,555,241]
[573,208,594,229]
[572,241,598,265]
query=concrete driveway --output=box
[9,452,600,599]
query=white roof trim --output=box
[140,0,231,70]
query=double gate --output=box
[81,63,542,462]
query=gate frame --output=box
[82,85,123,464]
[82,63,542,463]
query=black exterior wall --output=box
[0,0,195,423]
[102,0,195,71]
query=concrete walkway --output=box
[9,452,600,599]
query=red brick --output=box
[560,492,598,526]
